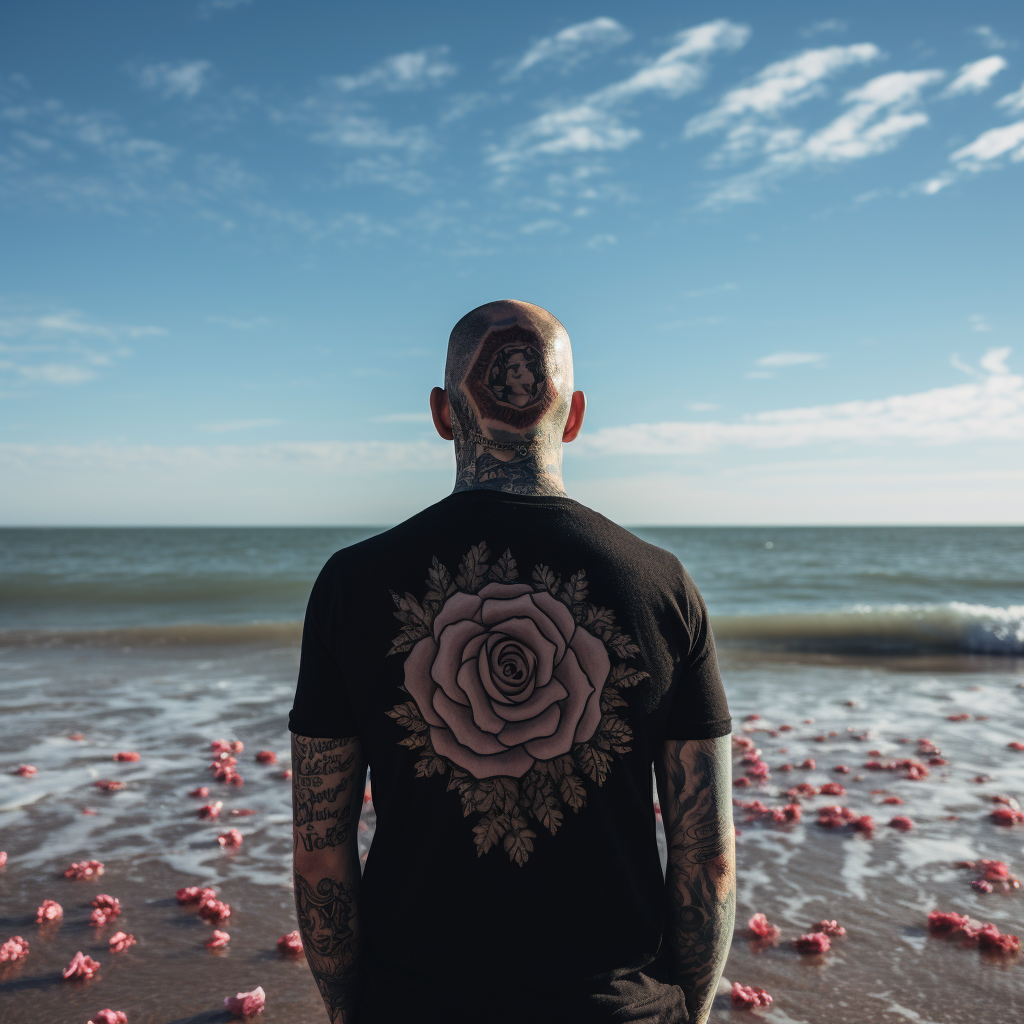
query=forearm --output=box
[665,847,735,1024]
[293,852,362,1024]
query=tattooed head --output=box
[446,300,572,436]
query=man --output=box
[289,300,734,1024]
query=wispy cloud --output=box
[757,351,825,367]
[584,232,617,249]
[996,81,1024,114]
[801,20,848,38]
[577,348,1022,455]
[197,0,251,18]
[686,44,880,139]
[971,25,1010,51]
[0,308,165,387]
[941,56,1007,98]
[702,68,944,206]
[487,19,749,171]
[332,48,456,93]
[921,118,1024,194]
[504,18,632,80]
[197,419,282,432]
[136,61,213,100]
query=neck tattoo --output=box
[467,429,535,458]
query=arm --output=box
[655,736,736,1024]
[291,733,367,1023]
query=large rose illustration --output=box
[386,544,647,865]
[404,581,610,779]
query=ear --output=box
[430,386,455,441]
[561,390,586,443]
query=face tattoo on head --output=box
[386,544,648,866]
[463,325,554,431]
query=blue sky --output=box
[1,1,1022,525]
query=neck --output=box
[449,395,567,497]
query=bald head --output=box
[446,300,573,437]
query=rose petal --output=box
[455,659,507,734]
[480,632,537,704]
[525,648,593,759]
[478,582,534,600]
[430,727,534,779]
[432,592,482,639]
[497,704,561,747]
[568,627,610,744]
[531,591,577,646]
[490,679,568,722]
[432,691,509,754]
[404,635,445,727]
[434,620,486,703]
[486,617,554,694]
[482,593,567,663]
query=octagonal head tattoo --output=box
[463,324,555,430]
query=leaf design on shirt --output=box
[559,569,589,613]
[455,541,491,592]
[488,548,519,583]
[531,563,560,596]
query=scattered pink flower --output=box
[973,880,994,893]
[1008,741,1024,751]
[978,923,1020,954]
[68,732,85,741]
[794,931,831,954]
[255,750,277,764]
[198,802,223,820]
[218,829,243,847]
[64,860,104,879]
[731,982,772,1009]
[108,932,135,952]
[799,758,816,770]
[210,739,232,753]
[991,806,1024,825]
[744,714,761,721]
[280,769,292,779]
[112,752,140,762]
[36,900,63,922]
[82,808,97,815]
[189,787,210,798]
[819,782,846,797]
[87,1011,127,1024]
[0,851,6,868]
[889,816,914,831]
[733,777,751,788]
[230,808,257,817]
[177,886,216,904]
[947,713,969,721]
[811,919,846,937]
[231,741,244,754]
[747,913,781,941]
[882,796,903,805]
[277,930,303,955]
[224,986,265,1017]
[199,899,231,923]
[851,814,876,833]
[63,950,101,979]
[206,930,230,948]
[0,935,29,962]
[93,780,125,792]
[13,765,37,777]
[833,765,850,774]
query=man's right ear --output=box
[430,387,455,441]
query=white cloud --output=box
[941,56,1008,98]
[801,20,848,38]
[686,44,880,137]
[757,351,825,367]
[505,17,632,80]
[971,25,1009,51]
[332,48,456,93]
[197,0,251,17]
[576,348,1022,455]
[17,363,96,384]
[488,19,749,170]
[997,81,1024,114]
[584,232,617,249]
[198,419,282,432]
[703,68,944,206]
[137,61,212,100]
[970,314,993,333]
[923,118,1024,193]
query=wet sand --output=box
[1,642,1022,1023]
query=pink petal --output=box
[430,726,534,779]
[481,593,566,663]
[455,658,506,734]
[433,620,486,702]
[525,648,593,759]
[477,582,534,600]
[403,636,445,726]
[432,592,482,639]
[490,679,568,722]
[568,627,610,744]
[531,591,577,645]
[496,704,561,747]
[431,691,508,755]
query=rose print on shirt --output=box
[386,544,648,865]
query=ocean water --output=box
[1,526,1022,1024]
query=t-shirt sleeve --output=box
[662,572,731,740]
[288,561,361,738]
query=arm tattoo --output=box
[656,736,735,1024]
[291,734,365,1023]
[294,873,360,1022]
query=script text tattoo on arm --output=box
[659,737,736,1024]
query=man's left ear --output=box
[562,391,586,443]
[430,387,455,441]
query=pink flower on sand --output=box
[255,750,277,764]
[206,930,230,948]
[276,930,302,955]
[199,899,231,923]
[224,986,265,1017]
[0,851,7,868]
[811,919,846,937]
[1,936,29,962]
[747,913,781,941]
[13,765,37,777]
[108,932,135,952]
[198,802,223,820]
[218,829,243,847]
[87,1011,127,1024]
[64,860,104,879]
[190,786,210,798]
[731,982,772,1008]
[94,780,125,792]
[177,886,216,904]
[403,581,610,779]
[36,900,63,923]
[112,752,140,762]
[63,950,101,979]
[794,931,831,954]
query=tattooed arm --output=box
[655,736,736,1024]
[291,733,367,1023]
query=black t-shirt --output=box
[290,490,730,1024]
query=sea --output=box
[1,526,1022,1024]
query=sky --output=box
[1,0,1022,526]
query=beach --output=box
[1,526,1022,1023]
